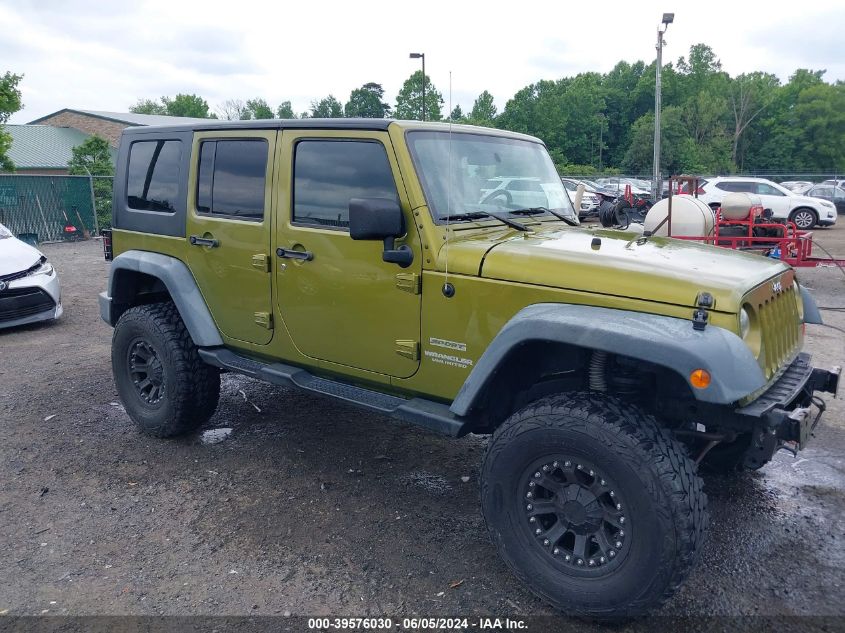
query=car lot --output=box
[0,230,844,623]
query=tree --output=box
[0,71,23,171]
[344,83,391,118]
[310,95,344,118]
[245,98,274,119]
[130,94,215,118]
[67,135,114,230]
[217,99,250,120]
[276,101,297,119]
[129,99,166,115]
[469,90,497,125]
[162,94,214,118]
[395,71,444,121]
[449,105,464,121]
[728,72,779,167]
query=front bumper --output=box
[0,266,62,330]
[734,353,839,467]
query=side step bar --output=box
[198,347,468,437]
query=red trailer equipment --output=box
[663,176,845,268]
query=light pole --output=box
[652,12,674,201]
[409,52,425,121]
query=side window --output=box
[756,183,784,196]
[293,140,398,229]
[196,139,268,220]
[127,140,182,212]
[716,182,739,192]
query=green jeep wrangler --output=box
[100,119,839,617]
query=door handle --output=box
[276,247,313,261]
[190,235,219,248]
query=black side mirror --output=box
[349,198,413,267]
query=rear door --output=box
[185,130,277,345]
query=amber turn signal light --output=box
[690,369,711,389]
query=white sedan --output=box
[0,223,62,330]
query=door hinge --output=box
[395,272,421,294]
[252,253,270,272]
[254,311,273,329]
[395,340,420,361]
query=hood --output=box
[0,234,44,277]
[793,194,833,209]
[439,224,788,312]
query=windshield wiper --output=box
[510,206,579,227]
[440,211,529,232]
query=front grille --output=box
[0,287,55,322]
[751,279,801,380]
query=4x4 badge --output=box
[772,280,782,293]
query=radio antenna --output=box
[443,70,453,297]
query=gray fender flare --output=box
[450,303,765,415]
[99,250,223,347]
[800,285,823,325]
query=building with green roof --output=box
[1,125,117,174]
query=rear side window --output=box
[196,139,269,220]
[716,181,750,193]
[293,140,398,229]
[127,140,182,212]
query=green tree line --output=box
[129,45,844,173]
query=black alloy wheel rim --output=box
[521,457,630,576]
[128,339,165,405]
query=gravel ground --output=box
[0,225,843,626]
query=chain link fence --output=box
[0,175,113,244]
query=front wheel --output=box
[112,302,220,438]
[481,393,708,618]
[790,208,818,230]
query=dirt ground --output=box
[0,223,843,626]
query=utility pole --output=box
[409,52,426,121]
[652,13,674,201]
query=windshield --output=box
[407,131,576,223]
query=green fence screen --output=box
[0,175,101,243]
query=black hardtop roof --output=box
[119,118,543,144]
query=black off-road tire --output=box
[480,392,708,619]
[112,302,220,438]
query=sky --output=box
[3,0,844,123]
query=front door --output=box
[186,130,277,345]
[275,130,422,378]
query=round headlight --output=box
[740,308,750,339]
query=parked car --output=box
[595,177,651,201]
[695,177,837,229]
[820,179,845,188]
[561,178,601,218]
[779,181,814,194]
[0,223,62,330]
[579,179,618,202]
[806,184,845,214]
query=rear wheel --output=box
[790,208,817,230]
[481,393,707,618]
[112,302,220,437]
